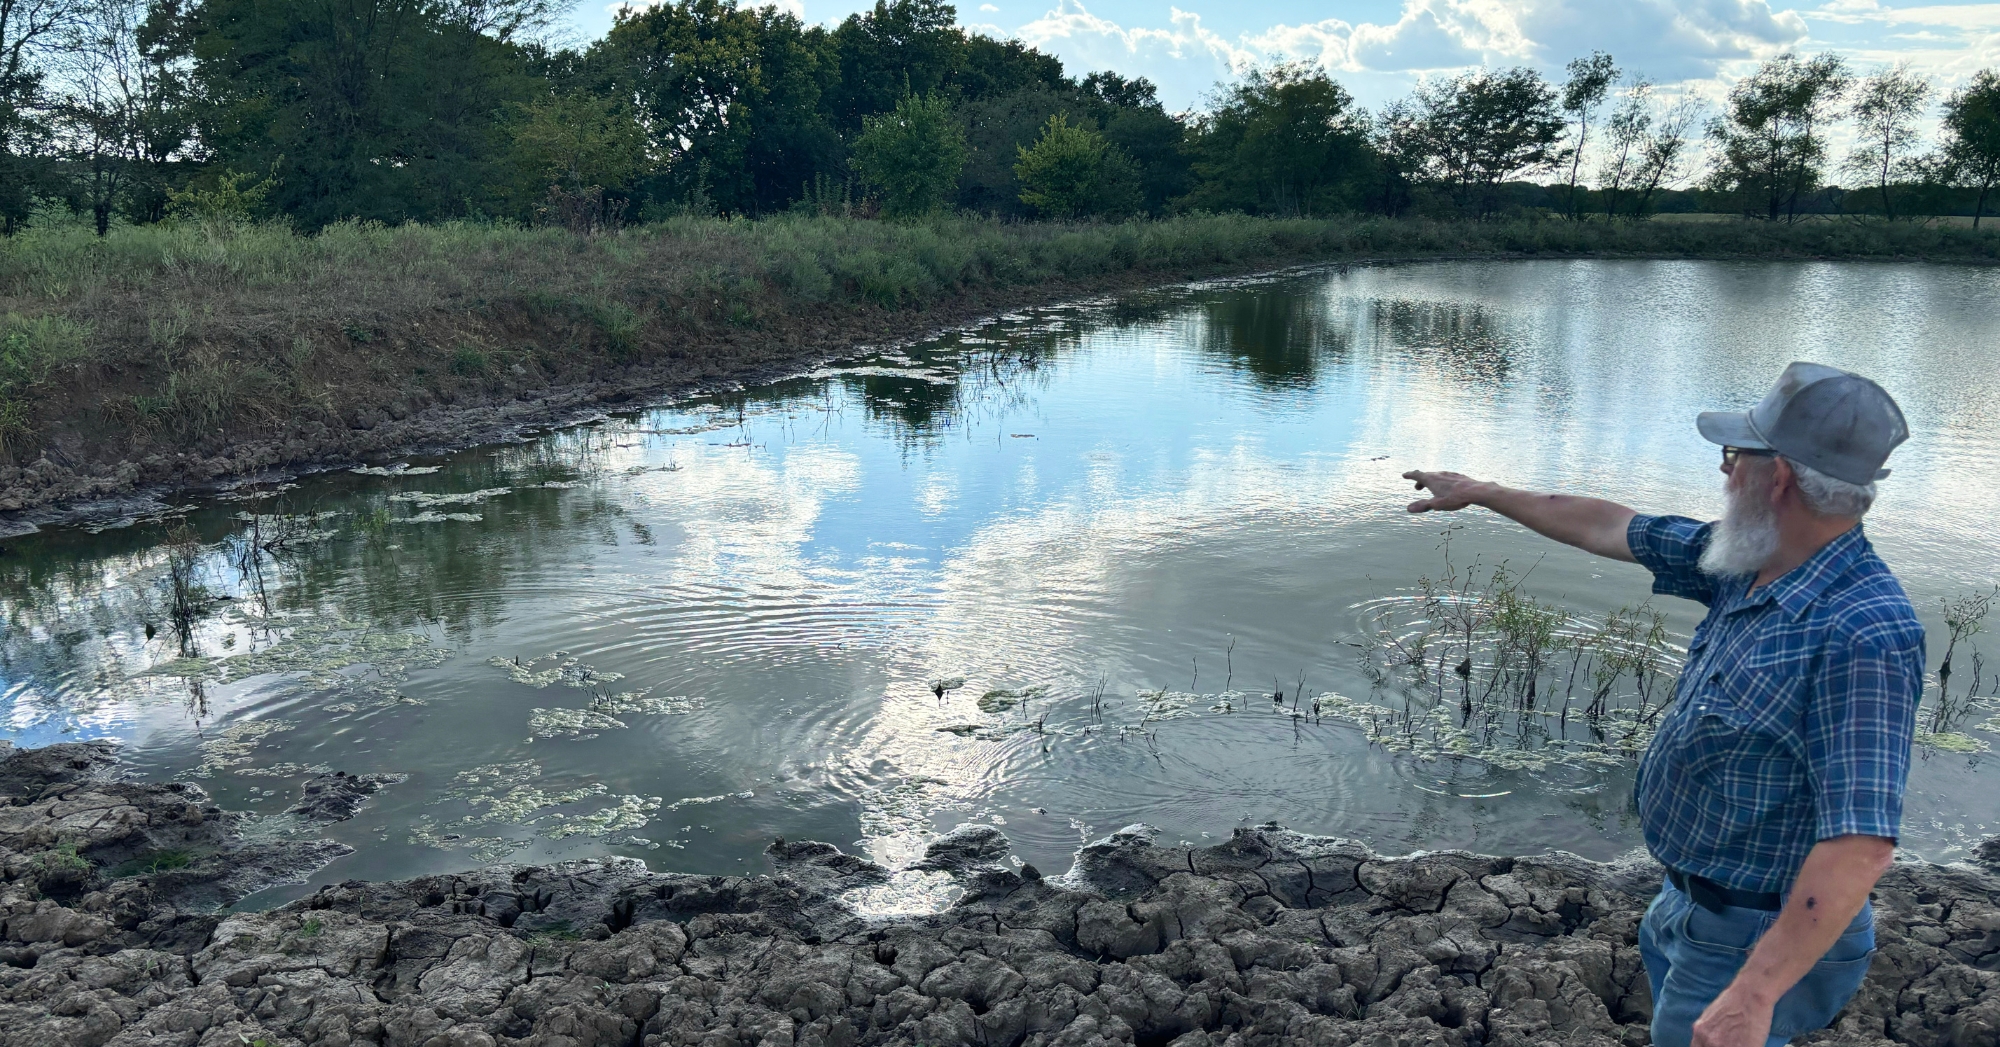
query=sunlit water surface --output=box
[5,259,1999,907]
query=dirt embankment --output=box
[0,255,1330,533]
[3,740,1997,1047]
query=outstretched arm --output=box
[1405,470,1639,563]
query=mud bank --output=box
[0,250,1353,535]
[3,741,1997,1047]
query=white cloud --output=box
[1014,2,1261,104]
[1005,0,1820,109]
[980,3,1000,10]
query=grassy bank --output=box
[2,213,1995,516]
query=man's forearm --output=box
[1727,835,1892,1008]
[1472,485,1639,562]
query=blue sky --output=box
[565,0,2000,114]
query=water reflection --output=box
[2,259,1997,894]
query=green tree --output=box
[1401,67,1567,216]
[1938,70,2000,228]
[1557,51,1617,220]
[1705,51,1851,222]
[851,91,966,217]
[504,89,648,220]
[1084,73,1189,215]
[1183,63,1372,217]
[1844,64,1931,220]
[825,0,963,132]
[1596,84,1701,219]
[1013,112,1138,218]
[591,0,839,215]
[163,0,541,228]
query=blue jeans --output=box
[1639,876,1876,1047]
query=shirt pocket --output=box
[1703,667,1802,814]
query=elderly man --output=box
[1402,362,1922,1047]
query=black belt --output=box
[1668,868,1783,913]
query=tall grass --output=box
[0,212,1994,493]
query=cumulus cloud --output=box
[1014,2,1259,101]
[1006,0,1819,108]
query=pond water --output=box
[5,259,1999,906]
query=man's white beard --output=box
[1700,476,1780,577]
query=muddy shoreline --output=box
[0,255,1351,537]
[4,740,1996,1047]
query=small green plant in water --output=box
[111,849,195,878]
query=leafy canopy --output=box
[851,92,968,218]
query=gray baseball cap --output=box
[1696,362,1908,486]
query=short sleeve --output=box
[1627,514,1718,606]
[1805,624,1923,843]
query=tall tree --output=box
[1596,78,1651,218]
[1402,67,1566,216]
[1631,96,1701,218]
[1557,51,1617,220]
[1082,72,1189,215]
[1182,63,1372,217]
[1844,63,1931,220]
[850,91,965,217]
[1,0,92,233]
[1706,51,1850,222]
[433,0,575,41]
[825,0,962,132]
[1939,69,2000,229]
[55,0,192,234]
[165,0,540,227]
[591,0,840,216]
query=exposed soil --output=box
[3,740,1997,1047]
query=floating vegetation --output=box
[399,511,483,524]
[1918,731,1991,755]
[388,487,513,507]
[350,464,442,477]
[127,615,450,713]
[541,795,663,839]
[189,720,298,778]
[526,687,702,739]
[235,761,334,778]
[527,707,628,740]
[976,685,1048,713]
[590,690,701,716]
[490,652,625,689]
[408,761,745,860]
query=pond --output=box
[4,258,1998,906]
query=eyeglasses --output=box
[1722,446,1777,469]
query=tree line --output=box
[4,0,1999,236]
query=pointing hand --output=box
[1404,470,1487,513]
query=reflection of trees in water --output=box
[849,324,1078,445]
[1195,289,1347,388]
[0,437,645,728]
[1372,299,1515,384]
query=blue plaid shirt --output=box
[1629,515,1925,894]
